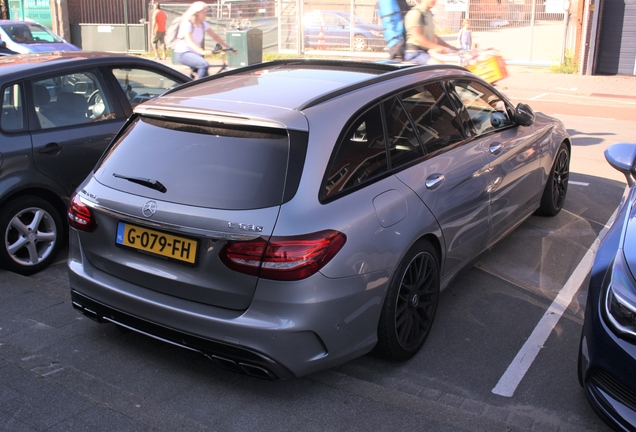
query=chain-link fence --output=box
[155,0,574,65]
[158,2,278,53]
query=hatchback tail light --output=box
[68,193,97,232]
[220,230,346,281]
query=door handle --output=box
[38,143,61,155]
[425,174,445,190]
[490,143,503,155]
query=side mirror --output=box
[0,40,6,48]
[514,102,535,127]
[605,142,636,187]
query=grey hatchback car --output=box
[68,59,570,379]
[0,51,189,275]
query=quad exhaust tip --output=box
[72,300,280,380]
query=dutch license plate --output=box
[116,222,198,265]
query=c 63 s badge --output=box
[228,222,263,232]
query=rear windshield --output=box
[94,116,290,210]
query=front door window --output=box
[32,71,116,130]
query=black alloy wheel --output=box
[376,240,440,361]
[536,142,570,216]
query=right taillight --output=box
[68,193,97,232]
[220,230,346,281]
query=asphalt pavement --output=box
[1,259,543,431]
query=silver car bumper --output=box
[68,231,390,379]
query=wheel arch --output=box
[562,137,572,155]
[420,233,442,266]
[379,232,443,304]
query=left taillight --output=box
[220,230,347,281]
[68,193,97,232]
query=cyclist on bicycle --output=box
[174,1,234,79]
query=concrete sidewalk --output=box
[155,56,636,100]
[497,66,636,99]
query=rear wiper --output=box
[113,173,167,193]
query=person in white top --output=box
[174,1,232,79]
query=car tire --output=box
[0,196,63,275]
[375,239,440,361]
[353,34,368,52]
[535,142,569,216]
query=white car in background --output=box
[0,20,79,53]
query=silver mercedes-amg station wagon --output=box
[68,59,570,379]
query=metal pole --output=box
[143,0,148,53]
[586,0,601,75]
[277,0,281,52]
[297,0,302,55]
[560,12,569,65]
[350,0,354,52]
[123,0,130,52]
[528,0,536,61]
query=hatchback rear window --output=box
[94,116,290,210]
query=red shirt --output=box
[154,10,167,33]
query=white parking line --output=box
[553,114,616,120]
[529,93,549,100]
[569,181,589,186]
[491,205,619,397]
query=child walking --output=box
[458,19,472,51]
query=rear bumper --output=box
[71,289,293,379]
[68,233,389,379]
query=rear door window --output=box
[383,96,424,169]
[1,83,25,132]
[322,81,468,201]
[397,83,465,155]
[94,117,291,210]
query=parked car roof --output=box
[137,59,470,131]
[0,51,188,80]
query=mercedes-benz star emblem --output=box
[142,201,157,217]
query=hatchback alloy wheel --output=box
[0,197,62,275]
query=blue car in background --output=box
[303,10,385,52]
[0,20,80,54]
[579,142,636,431]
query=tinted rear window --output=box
[94,116,290,210]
